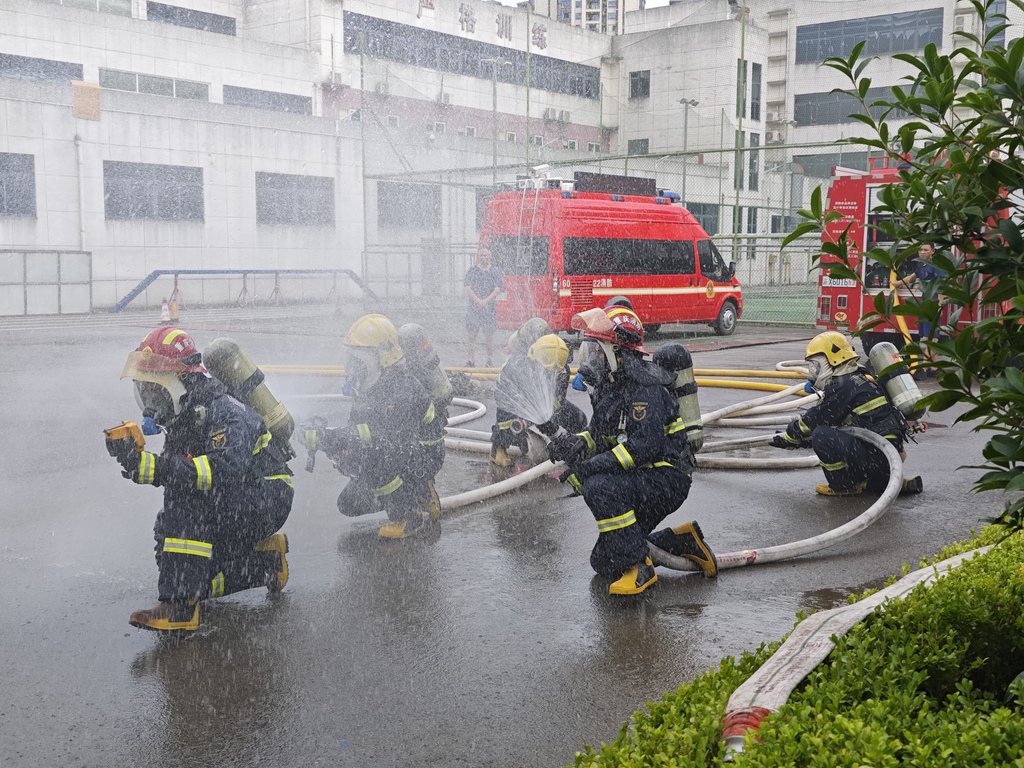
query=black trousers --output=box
[155,478,293,601]
[580,465,692,578]
[812,425,897,493]
[336,448,441,524]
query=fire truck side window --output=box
[562,237,695,275]
[697,239,729,282]
[488,235,549,275]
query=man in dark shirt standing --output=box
[463,246,503,367]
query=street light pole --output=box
[482,58,500,185]
[679,98,698,206]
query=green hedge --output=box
[572,528,1024,767]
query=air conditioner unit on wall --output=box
[437,92,451,106]
[558,110,571,123]
[374,81,390,96]
[766,131,783,144]
[543,107,558,121]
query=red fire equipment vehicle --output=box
[815,155,996,353]
[482,171,743,335]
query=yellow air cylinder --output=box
[203,338,296,454]
[652,343,704,453]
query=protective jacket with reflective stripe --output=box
[786,369,906,449]
[159,377,269,509]
[579,354,694,478]
[341,363,433,479]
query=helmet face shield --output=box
[344,346,381,393]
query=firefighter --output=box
[546,307,718,595]
[398,322,451,516]
[113,327,293,633]
[772,331,924,496]
[304,314,440,539]
[490,317,554,466]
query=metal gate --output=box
[0,250,92,315]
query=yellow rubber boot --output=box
[608,557,658,595]
[666,521,718,577]
[255,533,289,592]
[424,479,441,521]
[490,445,514,467]
[815,482,867,497]
[129,600,199,632]
[378,511,426,539]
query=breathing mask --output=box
[578,339,618,385]
[134,380,179,428]
[805,354,833,392]
[344,346,381,395]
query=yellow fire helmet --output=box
[805,331,859,367]
[344,314,404,368]
[527,333,570,371]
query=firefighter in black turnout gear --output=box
[547,307,717,595]
[303,314,441,539]
[114,327,294,633]
[773,331,923,497]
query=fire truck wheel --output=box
[714,301,738,336]
[860,332,883,357]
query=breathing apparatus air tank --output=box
[867,340,925,419]
[652,343,704,453]
[202,338,297,458]
[398,323,454,410]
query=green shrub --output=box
[572,533,1024,767]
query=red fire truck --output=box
[814,155,998,353]
[482,172,743,335]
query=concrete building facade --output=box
[0,0,1016,312]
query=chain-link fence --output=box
[363,144,827,326]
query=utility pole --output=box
[482,58,501,185]
[679,98,698,206]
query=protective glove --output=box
[771,431,803,450]
[571,372,588,392]
[107,436,139,467]
[121,450,162,485]
[547,433,588,465]
[559,467,583,495]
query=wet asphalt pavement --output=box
[0,308,993,767]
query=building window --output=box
[734,131,745,190]
[750,63,762,121]
[0,53,82,83]
[386,115,400,127]
[986,0,1007,48]
[506,132,517,143]
[146,2,236,35]
[564,139,578,150]
[255,172,334,226]
[795,9,943,63]
[771,214,798,233]
[37,0,131,14]
[223,85,312,115]
[794,88,903,127]
[99,68,209,101]
[629,70,651,99]
[433,122,447,135]
[0,153,36,218]
[746,206,758,234]
[103,161,204,222]
[464,126,477,137]
[736,59,747,119]
[627,138,649,155]
[378,181,441,230]
[343,12,600,101]
[587,142,601,153]
[748,133,760,191]
[530,135,544,146]
[688,203,719,235]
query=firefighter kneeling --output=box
[113,327,294,633]
[303,314,441,539]
[546,307,717,596]
[773,331,924,497]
